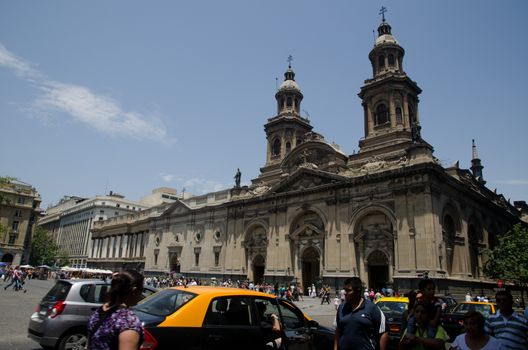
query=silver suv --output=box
[27,279,157,350]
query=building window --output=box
[375,104,389,125]
[396,107,402,124]
[214,251,220,267]
[8,233,16,245]
[18,197,25,204]
[388,54,395,66]
[14,209,22,217]
[296,138,302,146]
[100,210,104,215]
[154,249,159,265]
[286,97,292,107]
[114,211,119,216]
[116,203,120,208]
[272,139,281,156]
[378,55,385,71]
[12,221,19,232]
[286,141,291,153]
[195,252,200,266]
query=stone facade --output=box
[0,178,41,265]
[38,192,149,268]
[87,19,520,295]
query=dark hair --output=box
[105,270,144,305]
[495,290,512,301]
[344,277,363,293]
[414,302,435,319]
[463,311,485,330]
[418,279,435,291]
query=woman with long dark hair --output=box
[87,270,145,350]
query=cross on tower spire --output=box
[287,54,293,68]
[379,6,387,22]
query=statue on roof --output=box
[234,168,242,188]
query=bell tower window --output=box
[378,55,385,72]
[286,97,293,107]
[286,142,291,153]
[396,107,402,124]
[375,103,389,125]
[388,54,395,66]
[272,139,281,156]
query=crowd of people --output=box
[2,264,527,349]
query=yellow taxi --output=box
[133,285,334,350]
[375,296,409,340]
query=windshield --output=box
[134,289,197,317]
[377,301,407,314]
[454,303,493,317]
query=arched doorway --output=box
[301,247,320,295]
[170,255,180,273]
[367,250,389,290]
[1,253,13,263]
[252,254,265,283]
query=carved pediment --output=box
[281,141,347,174]
[270,168,347,194]
[160,200,192,217]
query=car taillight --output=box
[35,304,41,312]
[49,300,66,318]
[140,329,158,350]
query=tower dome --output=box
[275,60,303,116]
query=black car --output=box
[441,302,496,340]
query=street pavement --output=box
[0,277,54,350]
[0,278,336,350]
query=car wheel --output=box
[58,330,87,350]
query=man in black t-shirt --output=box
[334,277,386,350]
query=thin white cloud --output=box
[160,174,226,194]
[494,179,528,186]
[160,173,182,183]
[0,43,174,145]
[184,178,226,194]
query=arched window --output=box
[296,138,302,146]
[375,104,389,125]
[295,99,300,112]
[395,107,402,124]
[286,97,293,107]
[286,142,291,153]
[272,139,281,156]
[278,98,284,113]
[378,55,385,71]
[388,54,395,66]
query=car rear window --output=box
[44,281,72,301]
[377,301,407,313]
[134,289,196,317]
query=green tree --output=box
[483,223,528,305]
[29,226,69,267]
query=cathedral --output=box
[88,17,520,294]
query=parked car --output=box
[27,279,158,350]
[441,301,496,340]
[375,296,409,342]
[133,285,335,350]
[436,295,457,312]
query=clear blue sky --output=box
[1,1,527,209]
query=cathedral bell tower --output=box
[357,14,429,159]
[263,60,312,167]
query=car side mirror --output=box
[307,319,319,328]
